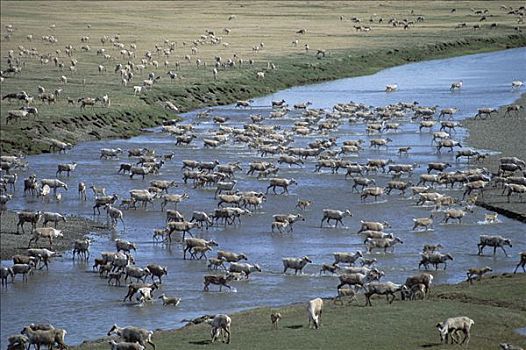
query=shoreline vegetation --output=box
[1,1,525,155]
[75,273,526,350]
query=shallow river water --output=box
[1,48,525,346]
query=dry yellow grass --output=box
[2,1,522,61]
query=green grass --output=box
[1,1,525,155]
[77,273,526,350]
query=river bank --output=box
[3,35,525,156]
[74,273,526,350]
[1,1,525,155]
[0,211,110,260]
[463,93,526,222]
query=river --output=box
[1,47,525,347]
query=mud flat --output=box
[0,211,109,259]
[463,94,526,222]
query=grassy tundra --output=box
[77,273,526,349]
[0,1,525,155]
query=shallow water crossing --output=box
[1,48,526,347]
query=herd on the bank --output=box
[1,3,525,127]
[2,5,526,350]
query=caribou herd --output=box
[1,7,525,345]
[2,90,525,347]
